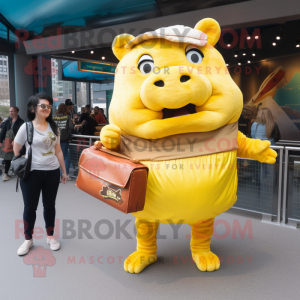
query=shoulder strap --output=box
[26,122,34,145]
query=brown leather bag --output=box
[75,143,148,214]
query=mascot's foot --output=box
[192,251,220,272]
[124,251,157,274]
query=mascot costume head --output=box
[97,18,277,273]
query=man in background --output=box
[65,99,74,120]
[94,106,106,124]
[75,104,97,135]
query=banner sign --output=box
[78,61,116,75]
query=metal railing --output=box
[68,134,100,178]
[68,135,299,228]
[282,146,300,226]
[234,145,284,223]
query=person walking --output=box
[0,106,24,181]
[251,108,281,145]
[13,92,67,256]
[53,103,74,181]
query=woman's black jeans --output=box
[20,169,60,240]
[4,160,11,174]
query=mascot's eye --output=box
[186,49,204,64]
[138,55,154,74]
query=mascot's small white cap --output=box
[125,25,208,49]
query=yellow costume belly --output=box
[132,150,238,224]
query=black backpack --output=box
[53,114,71,142]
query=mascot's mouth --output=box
[162,103,196,119]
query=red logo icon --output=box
[23,246,56,277]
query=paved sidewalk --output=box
[1,176,299,300]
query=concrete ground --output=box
[0,174,299,300]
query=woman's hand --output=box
[61,173,68,184]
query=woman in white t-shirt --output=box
[13,92,68,256]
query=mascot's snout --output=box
[140,66,212,112]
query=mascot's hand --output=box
[100,124,121,151]
[254,140,277,164]
[237,131,277,164]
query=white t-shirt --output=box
[14,122,60,171]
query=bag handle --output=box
[94,141,140,163]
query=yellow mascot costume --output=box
[98,18,277,273]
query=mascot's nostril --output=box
[180,75,190,83]
[154,80,165,87]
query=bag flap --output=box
[78,146,148,188]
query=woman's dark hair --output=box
[55,103,68,115]
[27,92,58,136]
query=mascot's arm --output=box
[236,131,277,164]
[98,124,121,151]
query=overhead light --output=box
[272,42,276,46]
[255,36,259,39]
[102,56,105,60]
[276,26,283,40]
[252,48,256,56]
[247,60,251,63]
[242,49,246,56]
[296,39,300,47]
[227,44,231,47]
[91,51,94,54]
[225,59,229,66]
[71,51,75,53]
[234,51,238,57]
[247,36,251,40]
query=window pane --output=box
[91,82,114,120]
[91,83,106,114]
[9,30,17,44]
[0,22,7,42]
[76,82,87,113]
[51,58,73,112]
[0,55,10,120]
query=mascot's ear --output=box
[194,18,221,47]
[112,34,135,60]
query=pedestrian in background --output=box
[0,106,24,181]
[251,108,281,145]
[53,103,74,181]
